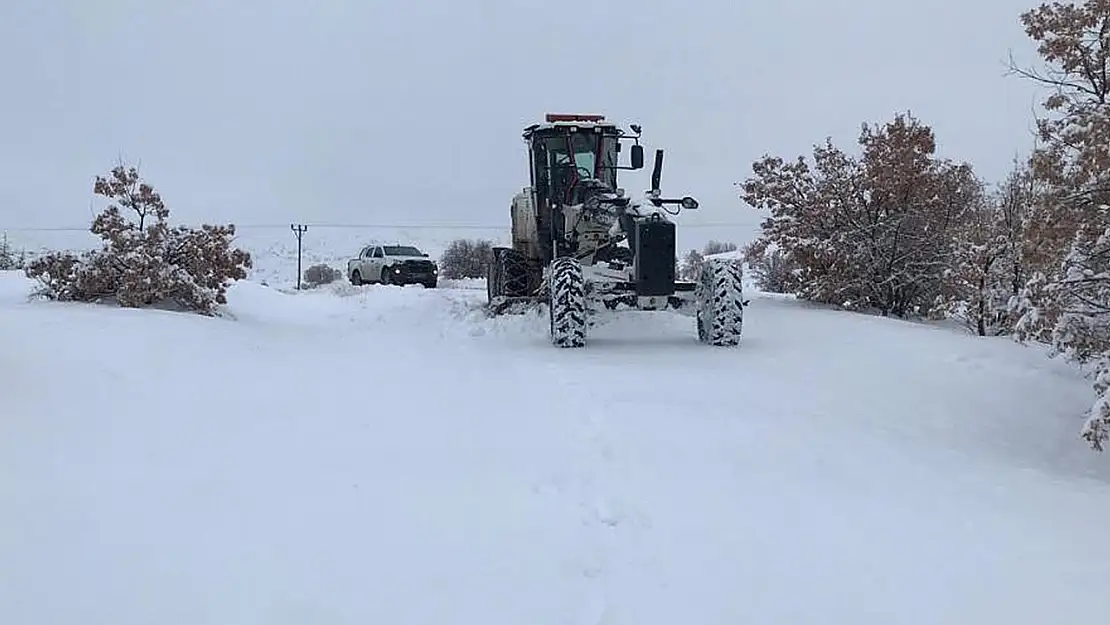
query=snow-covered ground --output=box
[4,252,1110,624]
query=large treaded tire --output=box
[548,257,587,348]
[488,247,533,306]
[487,250,506,304]
[695,257,744,346]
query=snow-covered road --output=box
[3,272,1110,624]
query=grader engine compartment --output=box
[488,113,746,348]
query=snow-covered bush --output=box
[24,164,252,315]
[742,240,796,294]
[679,249,704,281]
[303,263,341,288]
[0,234,25,270]
[679,242,740,281]
[1016,221,1110,451]
[439,238,493,279]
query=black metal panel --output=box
[633,218,675,296]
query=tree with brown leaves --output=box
[25,164,252,315]
[739,113,981,318]
[1009,0,1110,450]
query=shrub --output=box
[24,164,252,315]
[742,240,796,293]
[679,249,704,281]
[303,263,341,287]
[678,241,739,280]
[0,234,25,270]
[440,238,494,279]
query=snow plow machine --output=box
[486,113,746,348]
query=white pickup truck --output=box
[347,244,438,288]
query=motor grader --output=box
[486,113,745,348]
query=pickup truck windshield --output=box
[383,246,424,256]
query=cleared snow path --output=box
[3,274,1110,624]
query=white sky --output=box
[1,0,1046,236]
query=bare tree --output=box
[440,239,493,279]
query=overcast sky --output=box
[1,0,1046,235]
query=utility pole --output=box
[290,224,308,290]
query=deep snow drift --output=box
[4,268,1110,624]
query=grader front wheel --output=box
[548,257,587,348]
[695,257,745,346]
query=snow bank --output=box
[704,249,743,261]
[0,269,35,305]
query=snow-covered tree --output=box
[933,179,1008,335]
[0,233,25,270]
[739,113,981,318]
[25,164,252,315]
[931,158,1043,336]
[741,239,796,293]
[679,249,704,281]
[1008,0,1110,449]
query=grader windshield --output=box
[530,130,619,208]
[545,132,618,187]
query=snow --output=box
[4,257,1110,624]
[705,249,743,261]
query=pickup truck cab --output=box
[348,244,438,288]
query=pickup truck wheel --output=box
[351,270,363,286]
[380,268,391,285]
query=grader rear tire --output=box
[488,247,539,314]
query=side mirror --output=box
[630,144,644,170]
[681,196,698,209]
[422,253,429,257]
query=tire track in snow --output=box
[574,402,647,625]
